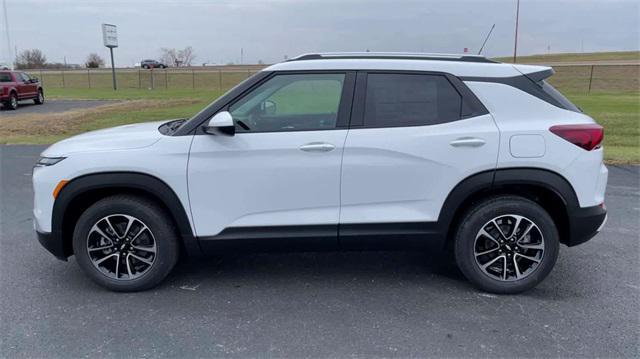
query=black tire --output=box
[5,92,18,110]
[142,65,149,69]
[34,89,44,104]
[72,195,180,292]
[454,195,559,294]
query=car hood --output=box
[42,121,167,157]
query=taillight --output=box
[549,124,604,151]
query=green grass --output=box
[495,51,640,63]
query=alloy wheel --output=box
[86,214,157,280]
[473,214,545,281]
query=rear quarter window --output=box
[0,73,12,82]
[363,73,463,128]
[538,80,582,113]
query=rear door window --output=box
[0,73,12,82]
[363,73,463,128]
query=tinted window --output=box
[364,73,462,128]
[0,73,11,82]
[229,73,345,132]
[19,73,31,82]
[539,80,582,113]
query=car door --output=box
[339,71,499,242]
[17,73,36,99]
[188,72,355,248]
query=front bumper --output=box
[36,230,68,261]
[566,204,607,247]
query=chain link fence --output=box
[25,67,265,91]
[26,64,639,94]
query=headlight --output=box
[35,157,66,167]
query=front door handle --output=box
[299,142,336,152]
[450,137,486,148]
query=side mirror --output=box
[203,111,235,136]
[260,100,277,116]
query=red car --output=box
[1,71,44,110]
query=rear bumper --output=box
[36,230,68,261]
[566,204,607,247]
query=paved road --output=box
[0,100,115,115]
[1,145,638,358]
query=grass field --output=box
[495,51,640,63]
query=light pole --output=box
[513,0,520,63]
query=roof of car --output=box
[263,52,549,79]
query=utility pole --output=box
[2,0,12,68]
[240,48,243,65]
[513,0,520,63]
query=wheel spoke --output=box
[515,253,541,263]
[88,244,113,252]
[513,256,522,279]
[131,243,156,254]
[114,253,120,279]
[478,228,500,246]
[481,254,505,269]
[90,225,114,243]
[510,215,523,238]
[104,216,121,239]
[130,253,153,265]
[94,253,118,266]
[122,216,136,239]
[519,242,544,250]
[502,255,508,280]
[517,222,536,243]
[126,254,134,278]
[475,247,499,257]
[129,224,149,244]
[492,219,508,240]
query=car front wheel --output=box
[72,195,179,291]
[34,89,44,104]
[454,196,559,294]
[5,92,18,110]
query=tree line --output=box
[12,46,196,69]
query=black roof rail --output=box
[287,52,498,64]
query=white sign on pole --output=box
[102,24,118,48]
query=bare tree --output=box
[15,49,47,69]
[178,46,195,66]
[85,53,105,68]
[159,46,196,67]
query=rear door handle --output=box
[450,137,486,148]
[299,142,336,152]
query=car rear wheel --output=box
[34,89,44,104]
[5,92,18,110]
[454,196,559,294]
[72,195,179,291]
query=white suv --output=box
[33,53,608,293]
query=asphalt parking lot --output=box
[0,99,115,115]
[1,145,638,358]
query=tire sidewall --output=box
[72,197,179,291]
[9,93,18,110]
[35,89,44,104]
[455,197,560,294]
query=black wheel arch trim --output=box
[51,171,201,258]
[438,167,585,245]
